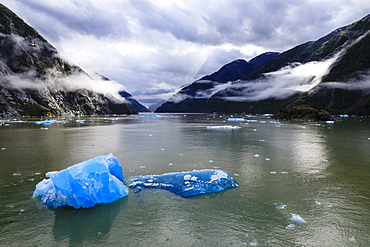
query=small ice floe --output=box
[35,120,56,125]
[139,166,146,169]
[325,204,333,208]
[265,158,270,161]
[168,163,173,166]
[150,115,162,118]
[209,160,213,163]
[1,147,6,150]
[286,224,295,229]
[161,148,165,151]
[253,129,257,131]
[348,236,356,242]
[75,119,85,123]
[322,159,329,163]
[315,201,322,205]
[258,139,265,142]
[12,173,21,176]
[326,121,334,124]
[275,203,287,209]
[207,125,241,130]
[249,240,258,246]
[227,118,245,122]
[281,171,288,174]
[270,171,277,174]
[234,173,239,176]
[291,214,307,223]
[340,114,349,118]
[254,154,260,157]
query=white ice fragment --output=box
[254,154,259,157]
[322,159,329,162]
[291,214,307,223]
[168,163,173,166]
[1,148,6,150]
[253,129,257,131]
[326,204,333,208]
[270,171,276,174]
[12,173,21,176]
[259,140,265,142]
[249,240,258,246]
[266,158,270,161]
[348,237,356,242]
[206,125,240,129]
[190,176,198,181]
[183,175,192,180]
[140,166,146,169]
[286,224,295,229]
[161,148,165,151]
[315,201,322,205]
[275,204,287,209]
[281,171,288,174]
[326,121,334,124]
[209,160,213,163]
[234,173,239,176]
[34,172,41,175]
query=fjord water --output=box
[1,114,370,246]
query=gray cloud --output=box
[2,0,370,104]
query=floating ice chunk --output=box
[270,171,276,174]
[227,118,245,122]
[32,153,128,209]
[348,236,356,242]
[207,125,240,129]
[275,204,287,209]
[75,119,85,123]
[129,169,238,197]
[150,114,162,118]
[254,154,260,157]
[35,120,56,125]
[326,121,334,124]
[340,114,349,118]
[291,214,307,223]
[281,171,288,174]
[286,224,295,229]
[1,147,6,150]
[315,201,322,205]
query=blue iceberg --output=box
[129,169,238,197]
[33,153,128,209]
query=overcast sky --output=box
[2,0,370,98]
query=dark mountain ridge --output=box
[202,14,370,115]
[156,52,280,113]
[0,4,145,118]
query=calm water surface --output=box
[1,113,370,246]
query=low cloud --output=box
[2,70,128,102]
[222,55,339,101]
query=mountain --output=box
[156,52,280,113]
[0,4,139,118]
[202,14,370,115]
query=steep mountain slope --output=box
[203,14,370,115]
[156,52,279,113]
[0,4,139,117]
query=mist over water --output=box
[1,114,370,246]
